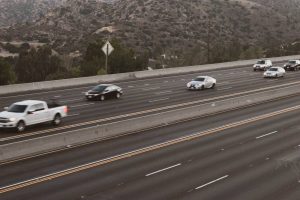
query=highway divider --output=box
[0,55,299,95]
[1,82,300,162]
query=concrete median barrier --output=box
[0,55,299,95]
[1,83,300,162]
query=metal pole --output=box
[106,44,108,74]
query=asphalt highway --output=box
[1,94,300,199]
[2,63,300,143]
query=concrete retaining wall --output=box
[1,83,300,162]
[0,55,299,95]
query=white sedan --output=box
[263,67,285,78]
[187,76,216,90]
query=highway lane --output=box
[1,94,300,199]
[1,63,300,140]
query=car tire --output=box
[211,83,216,89]
[16,121,25,133]
[116,92,121,99]
[52,114,61,126]
[253,69,256,71]
[201,85,205,90]
[100,95,105,101]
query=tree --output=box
[15,46,64,83]
[0,58,16,85]
[80,41,105,76]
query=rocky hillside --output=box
[1,0,300,59]
[0,0,68,27]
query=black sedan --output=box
[85,84,123,101]
[283,60,300,71]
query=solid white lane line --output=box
[148,98,169,103]
[70,103,94,108]
[0,86,91,99]
[256,131,278,139]
[155,90,173,95]
[143,87,160,91]
[145,163,181,177]
[218,81,230,85]
[217,87,232,91]
[66,113,80,117]
[60,98,83,103]
[195,175,229,190]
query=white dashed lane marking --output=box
[195,175,229,190]
[146,163,182,177]
[256,131,278,139]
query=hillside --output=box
[1,0,300,62]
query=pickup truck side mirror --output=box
[4,107,8,111]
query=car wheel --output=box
[211,83,216,89]
[116,92,121,99]
[253,69,256,71]
[201,85,205,90]
[100,95,105,101]
[52,114,61,126]
[16,121,25,133]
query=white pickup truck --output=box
[0,100,68,132]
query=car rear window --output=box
[194,78,205,81]
[92,85,108,92]
[269,68,278,71]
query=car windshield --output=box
[91,85,108,92]
[193,77,205,82]
[268,68,278,71]
[7,104,27,113]
[257,60,265,64]
[289,61,296,64]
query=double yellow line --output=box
[1,104,300,194]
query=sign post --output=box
[102,41,114,74]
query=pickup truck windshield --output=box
[8,105,28,113]
[257,61,265,64]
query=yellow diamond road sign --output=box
[102,41,114,56]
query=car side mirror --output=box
[4,107,8,111]
[27,110,34,115]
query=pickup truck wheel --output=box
[52,114,61,126]
[16,121,25,132]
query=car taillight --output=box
[64,106,68,114]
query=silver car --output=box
[187,76,216,90]
[263,67,285,78]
